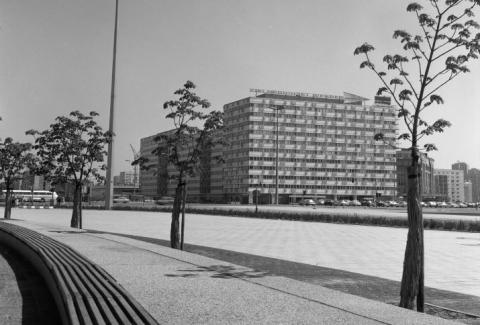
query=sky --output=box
[1,0,479,175]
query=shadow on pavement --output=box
[0,245,61,325]
[166,265,271,279]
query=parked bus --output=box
[1,190,58,203]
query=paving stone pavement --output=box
[0,245,60,324]
[7,207,480,298]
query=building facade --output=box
[396,149,434,199]
[464,181,473,203]
[467,168,480,202]
[452,161,469,180]
[114,171,138,187]
[223,90,398,203]
[139,130,224,202]
[434,174,449,200]
[434,169,465,202]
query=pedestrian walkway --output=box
[11,208,480,297]
[1,219,459,324]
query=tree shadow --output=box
[165,264,270,279]
[82,230,271,279]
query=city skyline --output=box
[1,0,479,174]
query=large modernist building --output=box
[396,149,434,199]
[139,89,398,203]
[223,89,398,203]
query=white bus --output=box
[2,190,58,203]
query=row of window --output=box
[226,184,396,191]
[248,165,396,174]
[248,157,396,166]
[247,174,394,182]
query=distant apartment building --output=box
[114,171,138,187]
[139,130,223,202]
[434,174,449,200]
[452,161,469,180]
[12,173,49,191]
[468,168,480,202]
[464,181,473,202]
[223,89,398,203]
[396,149,434,199]
[434,169,465,202]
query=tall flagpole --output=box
[105,0,119,210]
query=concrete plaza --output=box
[5,207,480,298]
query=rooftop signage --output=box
[250,88,343,100]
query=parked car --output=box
[427,201,437,207]
[397,201,407,207]
[376,201,389,207]
[316,199,325,205]
[361,200,375,207]
[437,202,448,208]
[299,199,316,206]
[350,200,361,206]
[458,202,468,208]
[156,196,175,205]
[113,196,130,203]
[339,200,350,206]
[324,199,334,206]
[388,201,399,207]
[449,202,459,208]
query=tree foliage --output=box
[355,0,480,152]
[355,0,480,311]
[27,111,112,228]
[0,138,36,219]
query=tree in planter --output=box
[135,81,223,249]
[27,111,112,229]
[354,0,480,311]
[0,138,36,219]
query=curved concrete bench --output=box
[0,221,158,325]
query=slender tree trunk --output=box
[180,183,187,250]
[170,177,183,249]
[70,184,82,228]
[4,188,12,219]
[399,154,424,311]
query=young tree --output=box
[135,81,223,249]
[355,0,480,311]
[0,138,36,219]
[27,111,112,229]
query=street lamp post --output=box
[265,105,284,205]
[105,0,119,210]
[255,176,263,213]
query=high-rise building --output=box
[434,169,465,202]
[452,161,469,181]
[464,181,473,202]
[467,168,480,202]
[434,174,449,201]
[223,89,398,203]
[396,149,434,199]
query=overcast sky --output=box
[1,0,479,174]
